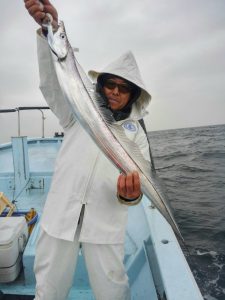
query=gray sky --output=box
[0,0,225,143]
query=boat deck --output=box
[0,137,203,299]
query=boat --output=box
[0,107,203,299]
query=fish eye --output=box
[60,33,66,39]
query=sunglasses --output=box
[103,80,133,94]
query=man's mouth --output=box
[108,98,119,104]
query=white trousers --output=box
[34,212,130,300]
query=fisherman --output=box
[24,1,151,299]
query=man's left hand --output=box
[117,171,141,200]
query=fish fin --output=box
[110,123,152,176]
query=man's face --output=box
[102,77,132,111]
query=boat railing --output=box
[0,106,50,138]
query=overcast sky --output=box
[0,0,225,143]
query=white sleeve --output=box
[36,29,76,130]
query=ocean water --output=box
[148,124,225,300]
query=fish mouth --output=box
[45,22,68,60]
[50,46,68,61]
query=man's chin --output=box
[108,102,120,111]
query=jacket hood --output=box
[88,51,151,120]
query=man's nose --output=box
[112,86,119,94]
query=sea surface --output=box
[148,123,225,300]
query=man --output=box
[24,1,151,299]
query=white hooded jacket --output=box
[37,28,151,243]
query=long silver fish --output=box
[43,18,183,241]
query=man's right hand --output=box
[24,0,58,30]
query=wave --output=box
[176,164,213,173]
[201,151,225,159]
[192,249,225,300]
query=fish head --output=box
[46,21,68,60]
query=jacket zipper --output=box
[80,151,100,205]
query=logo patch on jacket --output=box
[122,121,137,132]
